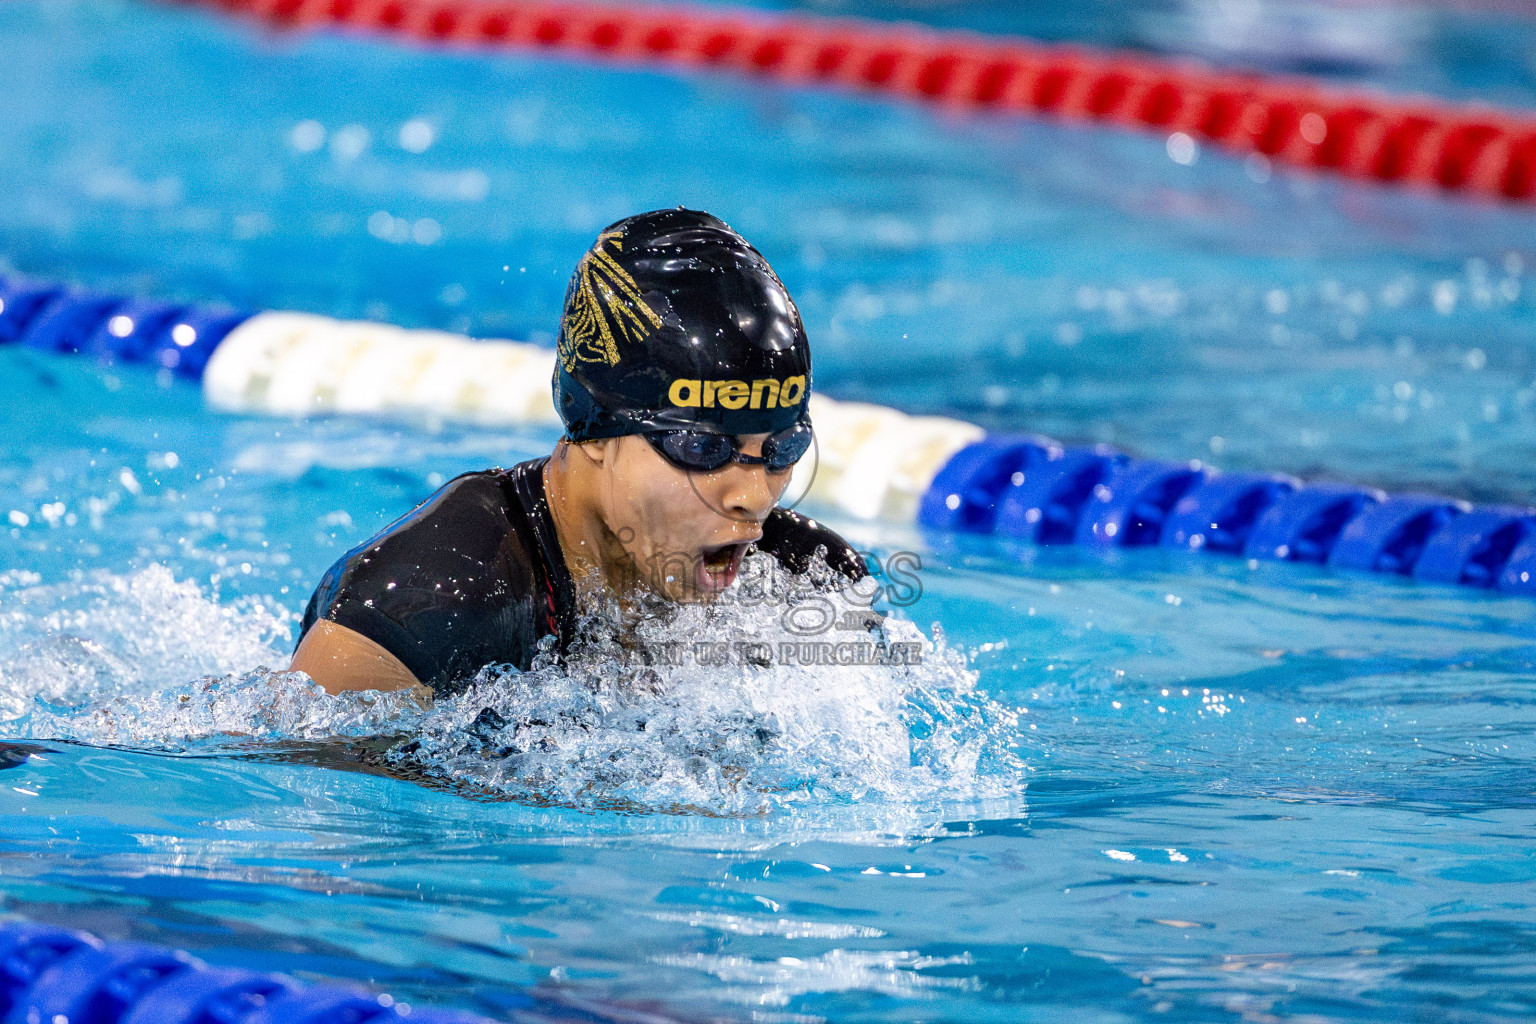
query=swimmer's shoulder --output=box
[343,467,532,573]
[758,508,868,582]
[299,462,556,682]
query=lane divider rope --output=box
[0,920,489,1024]
[180,0,1536,203]
[3,270,1533,594]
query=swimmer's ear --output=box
[570,437,619,467]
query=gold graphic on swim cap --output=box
[560,229,663,372]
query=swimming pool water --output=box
[3,1,1536,1021]
[5,0,1535,502]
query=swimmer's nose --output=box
[720,463,778,525]
[720,437,779,524]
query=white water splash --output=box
[389,552,1024,814]
[0,565,421,746]
[0,565,288,717]
[17,668,425,749]
[0,558,1024,815]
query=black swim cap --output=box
[553,208,811,441]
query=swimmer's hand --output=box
[289,619,426,698]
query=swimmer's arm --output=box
[289,619,423,695]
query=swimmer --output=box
[290,208,866,696]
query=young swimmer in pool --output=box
[290,208,866,696]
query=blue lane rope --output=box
[2,270,1533,595]
[0,274,250,378]
[920,435,1536,594]
[0,921,490,1024]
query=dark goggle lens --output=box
[649,423,813,473]
[656,431,736,471]
[761,422,813,471]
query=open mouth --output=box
[697,541,748,594]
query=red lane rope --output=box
[199,0,1536,202]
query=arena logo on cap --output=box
[668,376,806,411]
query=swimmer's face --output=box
[597,433,792,602]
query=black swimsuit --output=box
[298,458,866,695]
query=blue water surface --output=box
[2,1,1536,1022]
[3,0,1535,500]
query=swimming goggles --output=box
[645,422,813,474]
